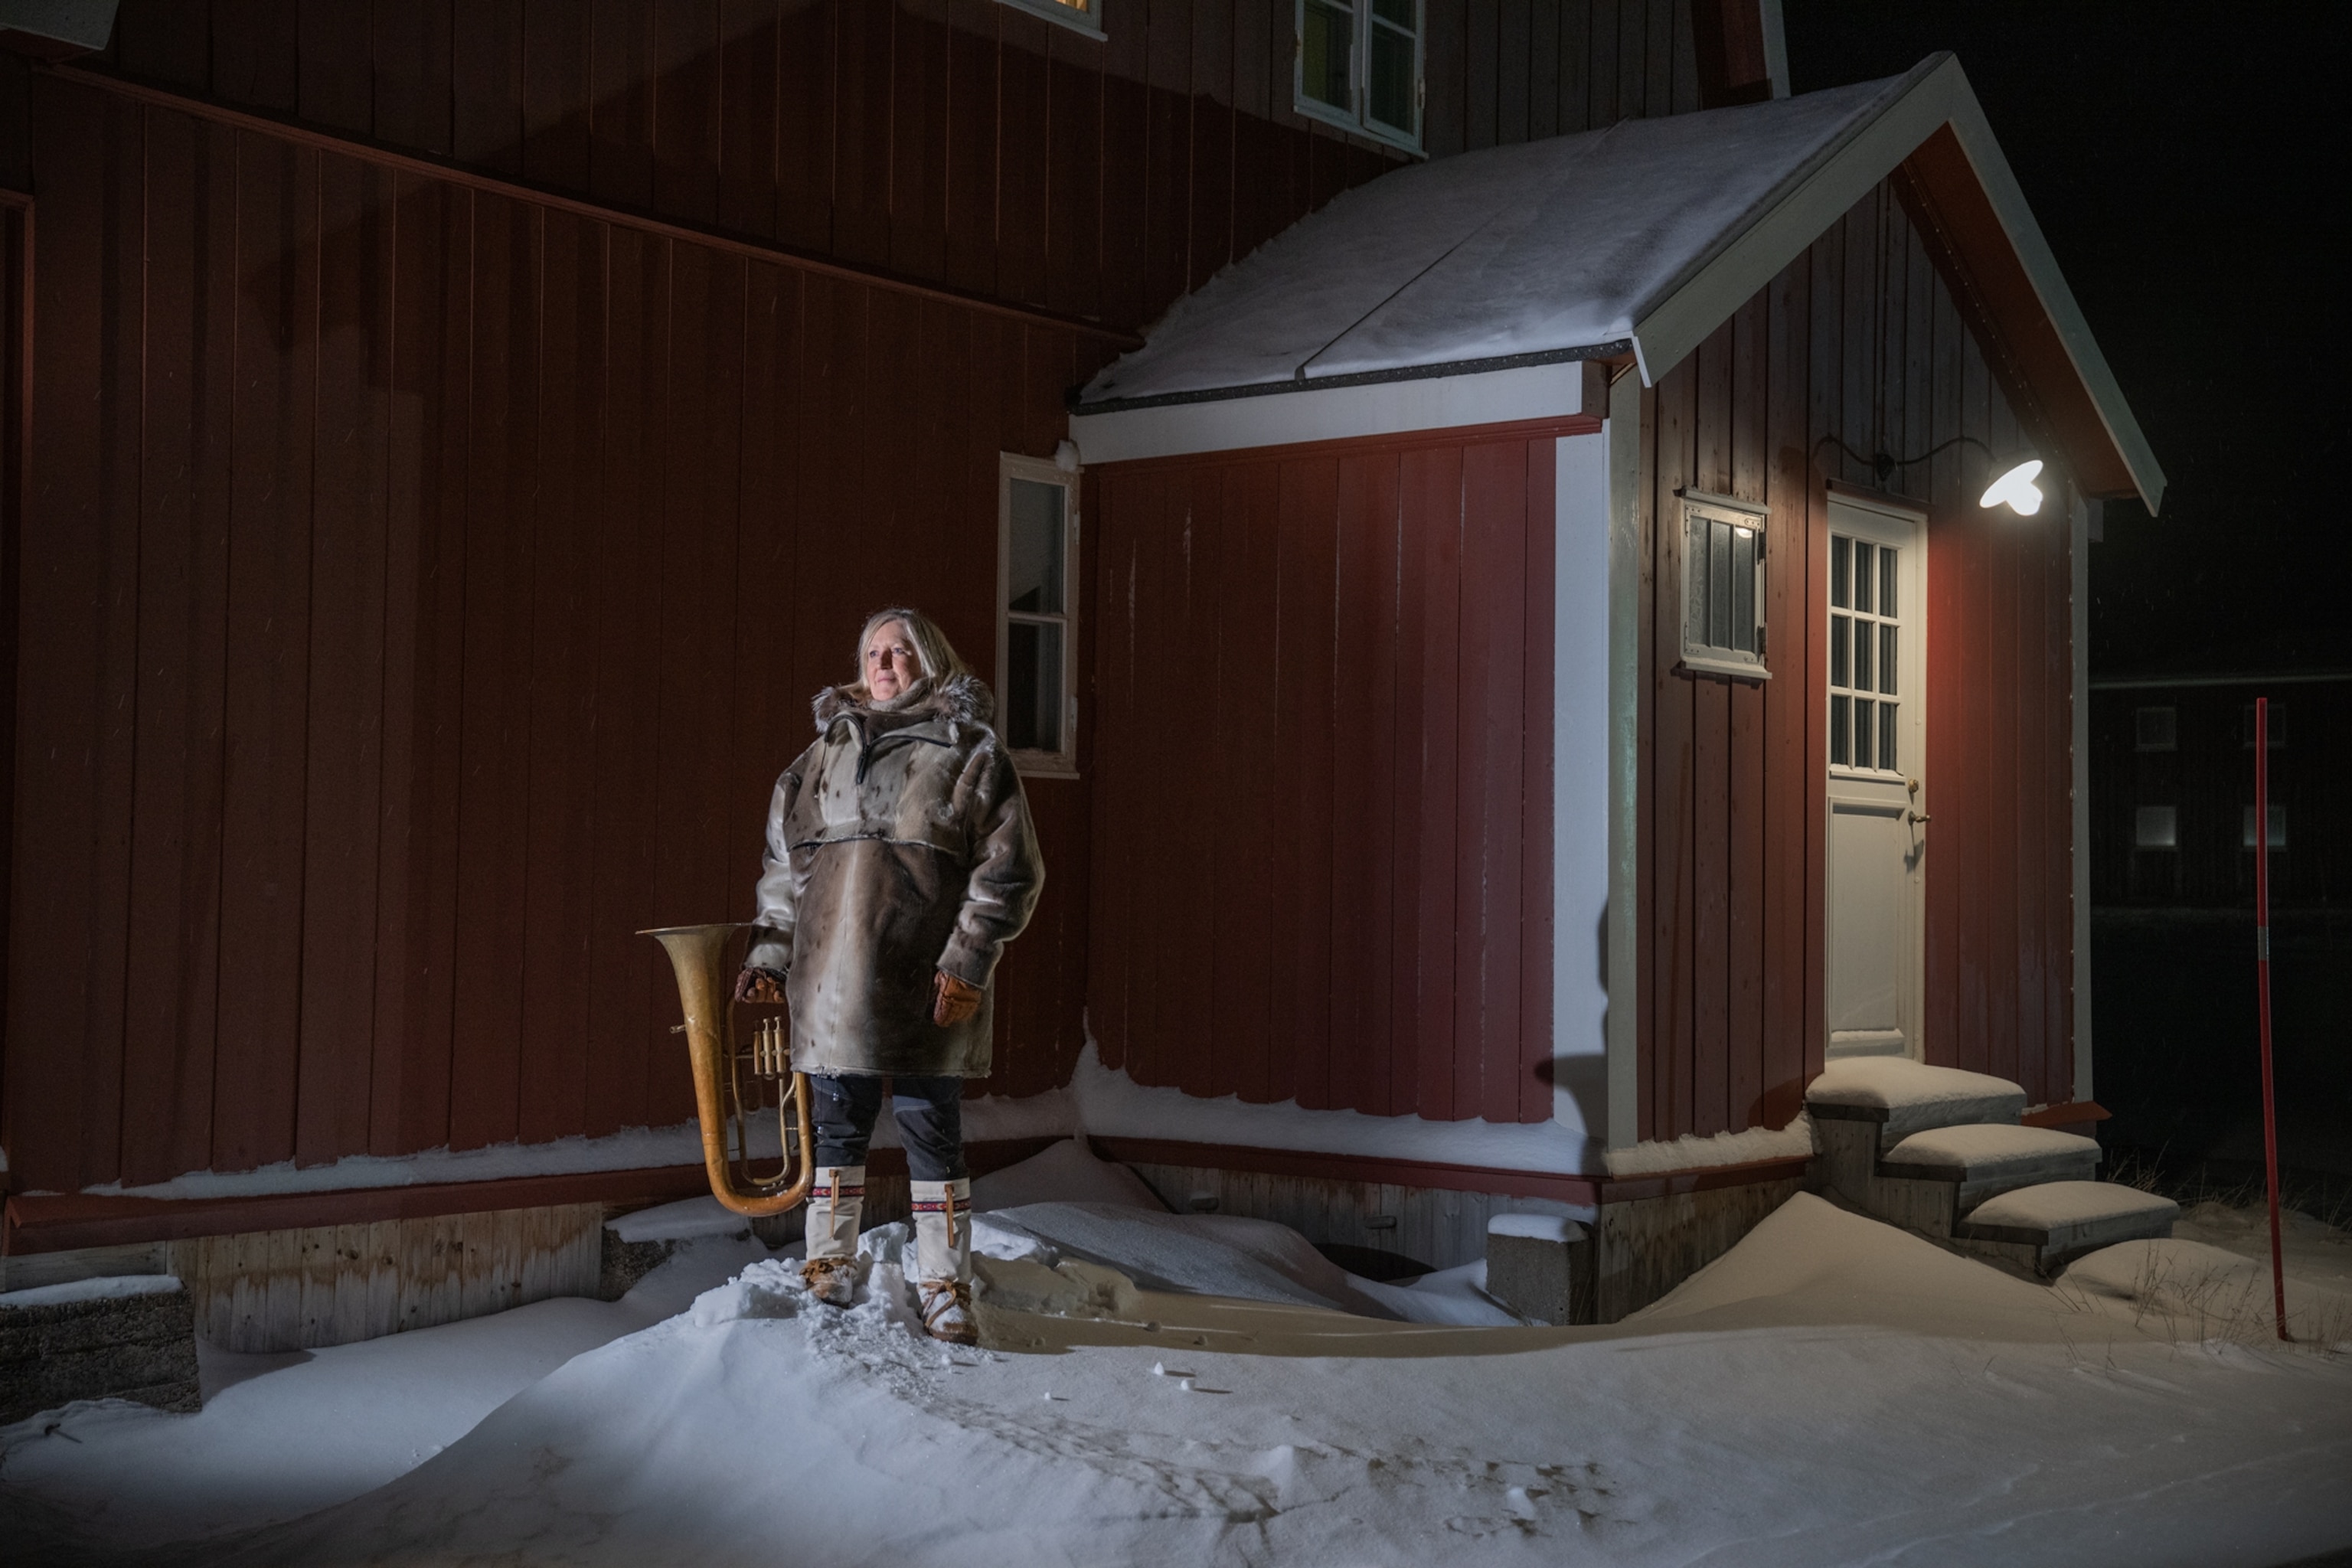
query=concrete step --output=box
[1880,1124,2102,1215]
[1805,1058,2028,1155]
[1953,1181,2178,1276]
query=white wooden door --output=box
[1824,496,1926,1060]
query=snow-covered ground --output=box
[5,1142,2350,1567]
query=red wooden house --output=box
[0,0,2158,1335]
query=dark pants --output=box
[809,1073,967,1181]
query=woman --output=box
[733,609,1043,1346]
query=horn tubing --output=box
[643,923,814,1217]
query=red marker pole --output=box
[2254,696,2287,1341]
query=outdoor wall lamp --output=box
[1815,433,2047,516]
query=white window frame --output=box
[998,452,1082,779]
[995,0,1103,41]
[1677,490,1769,681]
[1294,0,1425,155]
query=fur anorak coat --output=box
[743,674,1043,1078]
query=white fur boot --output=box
[801,1165,864,1306]
[911,1177,977,1346]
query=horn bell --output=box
[641,922,815,1217]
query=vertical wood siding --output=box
[1087,430,1564,1123]
[1637,176,2079,1142]
[2,79,1102,1194]
[98,0,1704,335]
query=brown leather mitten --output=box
[932,970,983,1027]
[733,966,787,1004]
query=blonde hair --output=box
[854,607,969,688]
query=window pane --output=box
[2243,805,2286,848]
[1853,698,1873,770]
[1007,479,1066,613]
[1854,615,1873,692]
[1302,0,1354,111]
[1005,620,1064,753]
[2135,805,2177,850]
[1732,528,1756,652]
[1685,514,1710,650]
[1831,694,1850,766]
[1710,518,1733,649]
[1880,623,1897,695]
[1879,701,1897,770]
[1831,536,1849,609]
[1831,615,1849,688]
[1852,542,1873,614]
[1880,547,1897,620]
[2140,706,2179,751]
[1372,0,1414,22]
[1368,19,1416,130]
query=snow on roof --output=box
[1080,69,1918,411]
[1074,54,2163,510]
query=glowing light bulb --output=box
[1979,459,2044,515]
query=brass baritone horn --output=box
[642,923,815,1217]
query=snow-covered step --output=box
[1953,1181,2178,1276]
[1880,1124,2102,1215]
[1805,1058,2027,1152]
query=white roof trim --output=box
[1070,359,1599,465]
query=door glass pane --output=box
[1880,623,1897,695]
[1368,15,1416,130]
[1854,616,1873,692]
[1302,0,1354,111]
[1831,694,1850,766]
[1007,479,1066,613]
[1831,536,1850,609]
[1879,701,1897,770]
[1831,616,1849,688]
[1880,547,1897,621]
[1005,620,1063,753]
[1852,542,1873,614]
[1854,698,1873,771]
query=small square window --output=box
[2134,706,2177,752]
[1679,495,1768,681]
[2241,703,2286,748]
[1295,0,1423,153]
[999,452,1080,776]
[994,0,1103,38]
[2242,804,2286,849]
[2134,805,2177,850]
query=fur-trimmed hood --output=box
[812,671,998,734]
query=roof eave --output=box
[1628,53,2164,513]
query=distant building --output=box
[2090,672,2348,907]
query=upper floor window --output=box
[2241,702,2286,748]
[998,0,1102,40]
[1296,0,1423,152]
[998,452,1081,777]
[2134,706,2177,752]
[2135,805,2177,850]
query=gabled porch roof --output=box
[1076,54,2161,511]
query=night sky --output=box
[1784,1,2350,675]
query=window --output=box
[1681,493,1769,682]
[998,452,1080,776]
[1295,0,1423,152]
[2134,706,2177,752]
[2134,806,2177,850]
[2241,703,2286,748]
[995,0,1102,38]
[2242,805,2286,849]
